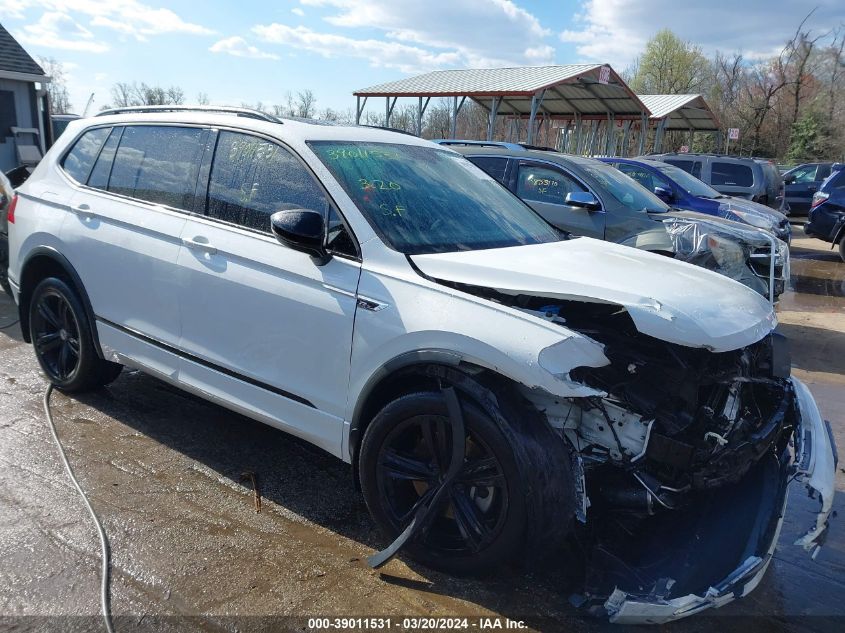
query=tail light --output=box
[6,194,17,224]
[811,192,829,209]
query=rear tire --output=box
[29,277,122,392]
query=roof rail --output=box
[433,139,525,151]
[95,105,283,124]
[359,124,420,137]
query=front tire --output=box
[29,277,122,392]
[839,238,845,263]
[359,390,535,575]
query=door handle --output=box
[182,237,218,255]
[71,203,96,219]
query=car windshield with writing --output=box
[655,163,724,199]
[308,142,560,255]
[582,162,670,214]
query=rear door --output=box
[63,124,206,372]
[175,129,361,456]
[786,164,822,213]
[514,161,605,238]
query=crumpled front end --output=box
[595,376,836,624]
[509,298,836,624]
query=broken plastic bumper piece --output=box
[603,377,837,625]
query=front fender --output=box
[344,267,610,460]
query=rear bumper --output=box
[602,377,837,624]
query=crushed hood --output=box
[411,239,776,352]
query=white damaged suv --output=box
[5,107,836,623]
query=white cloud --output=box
[292,7,305,16]
[9,1,213,44]
[210,36,280,60]
[253,23,462,73]
[561,0,844,68]
[280,0,555,68]
[16,12,110,53]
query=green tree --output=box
[630,29,711,94]
[787,111,830,161]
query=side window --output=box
[791,165,817,184]
[87,127,123,190]
[207,131,328,233]
[108,126,204,210]
[664,159,693,174]
[517,164,585,205]
[616,163,654,190]
[467,156,508,185]
[711,162,753,187]
[61,127,110,184]
[691,161,702,179]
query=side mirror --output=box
[565,191,601,211]
[783,174,795,184]
[653,186,673,202]
[270,209,330,265]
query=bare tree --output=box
[196,92,210,106]
[37,56,72,114]
[295,89,317,119]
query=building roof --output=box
[0,22,45,77]
[355,64,650,119]
[637,94,719,131]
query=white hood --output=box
[411,238,777,352]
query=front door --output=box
[515,161,605,238]
[175,130,361,457]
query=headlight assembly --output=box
[707,233,747,268]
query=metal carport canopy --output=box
[637,94,720,131]
[354,64,649,120]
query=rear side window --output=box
[467,156,508,185]
[108,126,204,210]
[516,164,586,205]
[711,162,753,187]
[62,127,110,184]
[207,131,328,233]
[665,159,693,174]
[87,127,123,190]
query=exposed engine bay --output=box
[435,279,834,623]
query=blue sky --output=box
[1,0,841,115]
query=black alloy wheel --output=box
[360,391,528,574]
[32,286,82,383]
[29,277,123,392]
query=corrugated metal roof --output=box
[355,65,649,117]
[356,64,603,95]
[637,94,719,130]
[0,23,45,77]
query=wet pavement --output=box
[0,232,843,632]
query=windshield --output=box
[582,162,670,213]
[309,141,561,254]
[655,164,723,198]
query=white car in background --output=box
[4,106,836,623]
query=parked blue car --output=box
[600,157,791,243]
[805,167,845,262]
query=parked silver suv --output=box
[4,107,836,623]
